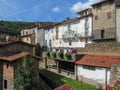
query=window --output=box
[101,30,105,38]
[4,79,7,89]
[83,65,95,71]
[69,40,72,45]
[107,12,112,19]
[95,16,98,20]
[6,63,9,68]
[26,31,28,35]
[96,4,101,10]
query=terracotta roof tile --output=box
[0,52,40,62]
[75,54,120,68]
[54,84,74,90]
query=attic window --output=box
[96,4,101,10]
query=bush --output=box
[65,53,72,60]
[46,51,50,57]
[58,52,64,59]
[51,52,56,58]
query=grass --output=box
[40,68,96,90]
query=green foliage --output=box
[0,20,35,36]
[14,56,38,90]
[0,20,55,36]
[40,68,96,90]
[51,52,56,58]
[58,52,64,59]
[65,53,72,60]
[46,51,50,57]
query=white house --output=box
[75,54,120,89]
[44,25,55,50]
[53,8,92,48]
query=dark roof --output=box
[91,0,112,6]
[115,0,120,6]
[38,23,61,29]
[77,8,92,14]
[0,40,35,47]
[0,52,40,62]
[75,54,120,68]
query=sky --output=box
[0,0,101,22]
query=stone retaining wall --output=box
[78,41,120,55]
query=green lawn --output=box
[40,68,96,90]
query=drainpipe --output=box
[105,68,107,90]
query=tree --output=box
[14,56,38,90]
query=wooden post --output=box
[75,64,78,81]
[33,47,35,55]
[57,61,60,73]
[44,57,47,69]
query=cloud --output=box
[52,7,60,13]
[71,0,102,12]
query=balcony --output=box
[84,22,89,29]
[62,31,78,39]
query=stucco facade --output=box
[77,65,110,86]
[53,9,92,48]
[44,27,54,49]
[92,0,115,40]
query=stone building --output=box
[0,52,40,90]
[0,41,35,56]
[115,0,120,42]
[0,41,40,90]
[21,28,35,44]
[92,0,115,41]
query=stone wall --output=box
[77,41,120,55]
[0,41,34,56]
[116,6,120,42]
[109,65,120,87]
[92,0,115,40]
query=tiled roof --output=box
[0,52,40,62]
[54,84,74,90]
[75,54,120,68]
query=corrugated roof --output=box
[75,54,120,68]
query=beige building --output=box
[115,0,120,42]
[21,29,35,44]
[92,0,115,41]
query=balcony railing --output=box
[62,31,91,39]
[62,31,78,39]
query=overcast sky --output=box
[0,0,101,22]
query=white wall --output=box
[45,27,54,48]
[77,65,110,84]
[59,16,92,48]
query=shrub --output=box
[46,51,50,57]
[58,52,64,59]
[51,52,56,58]
[65,53,72,60]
